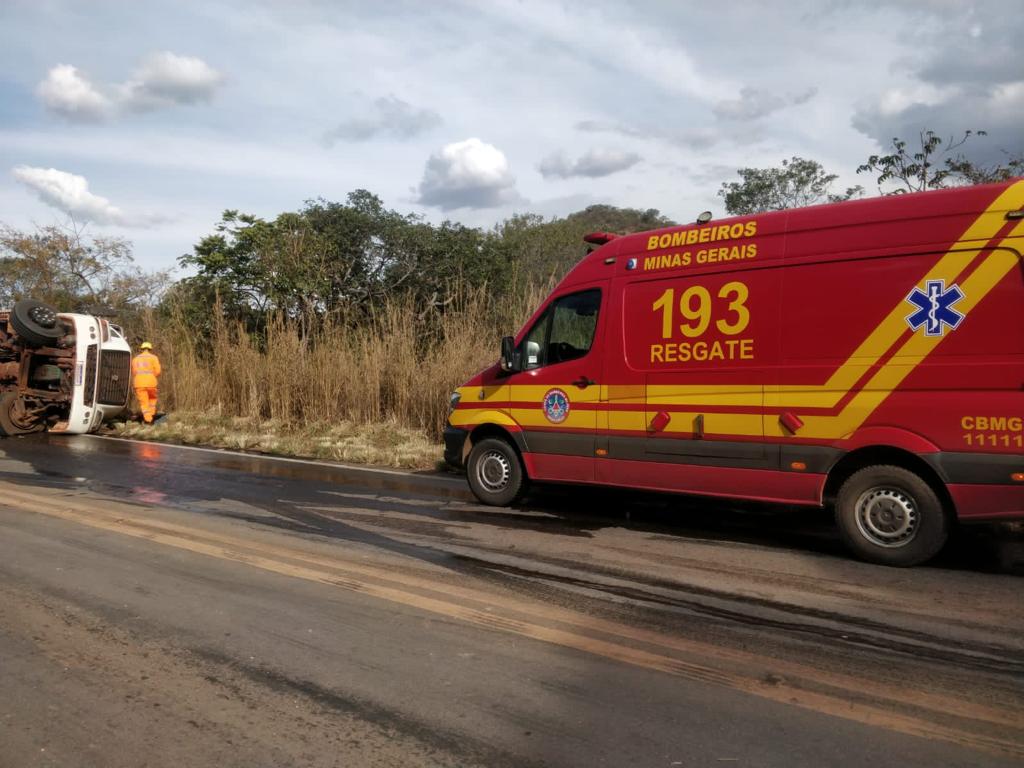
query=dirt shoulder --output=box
[106,411,444,471]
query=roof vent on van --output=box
[583,232,619,245]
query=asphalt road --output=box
[0,434,1022,767]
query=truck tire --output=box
[0,392,45,436]
[835,465,949,567]
[10,299,63,347]
[466,437,526,506]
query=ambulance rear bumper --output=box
[949,484,1024,522]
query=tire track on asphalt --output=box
[2,481,1022,761]
[291,501,1023,672]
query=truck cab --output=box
[0,298,132,435]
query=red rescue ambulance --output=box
[444,180,1024,566]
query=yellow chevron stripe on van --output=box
[794,180,1024,390]
[768,248,978,405]
[448,408,517,429]
[777,229,1024,440]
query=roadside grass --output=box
[140,283,548,443]
[119,283,550,472]
[109,410,443,471]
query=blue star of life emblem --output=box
[905,279,965,337]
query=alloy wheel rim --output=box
[854,486,919,548]
[477,450,512,493]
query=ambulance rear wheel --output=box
[467,437,525,506]
[835,465,948,567]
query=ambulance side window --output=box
[521,289,601,369]
[522,308,551,369]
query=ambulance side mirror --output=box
[500,336,521,373]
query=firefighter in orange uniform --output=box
[132,342,162,424]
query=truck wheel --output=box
[11,299,63,347]
[466,437,526,506]
[835,465,949,567]
[0,393,45,436]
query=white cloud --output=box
[324,95,442,144]
[11,165,165,227]
[37,65,112,121]
[871,84,954,117]
[35,53,224,121]
[714,87,818,121]
[575,119,721,151]
[477,0,734,102]
[120,51,225,111]
[416,138,518,210]
[538,149,640,179]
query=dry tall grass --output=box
[144,283,549,442]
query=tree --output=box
[391,220,506,316]
[179,190,678,339]
[857,129,1023,194]
[945,152,1024,186]
[718,157,862,215]
[180,191,501,333]
[0,221,169,315]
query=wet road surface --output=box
[0,433,1022,767]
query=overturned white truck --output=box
[0,299,132,436]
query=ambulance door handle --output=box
[572,376,597,389]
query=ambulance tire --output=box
[466,437,526,506]
[10,298,63,347]
[835,465,948,567]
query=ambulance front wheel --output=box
[467,437,526,506]
[835,465,949,567]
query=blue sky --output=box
[1,0,1021,273]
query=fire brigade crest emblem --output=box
[542,388,570,424]
[905,279,965,337]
